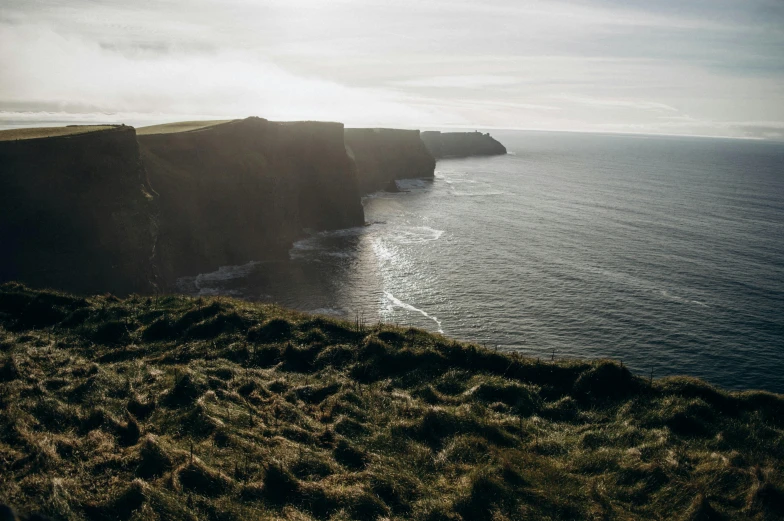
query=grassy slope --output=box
[136,121,235,136]
[0,283,782,521]
[0,126,117,142]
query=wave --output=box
[395,178,434,191]
[384,291,444,333]
[176,261,261,296]
[371,239,395,262]
[290,226,367,260]
[391,226,444,244]
[659,290,709,307]
[438,173,503,197]
[451,190,505,197]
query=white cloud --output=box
[552,95,679,113]
[0,0,783,139]
[0,22,441,127]
[392,76,521,89]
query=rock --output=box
[420,131,506,159]
[345,128,435,194]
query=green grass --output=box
[136,121,235,136]
[0,126,117,142]
[0,282,782,520]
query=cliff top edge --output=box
[0,125,123,142]
[136,120,237,136]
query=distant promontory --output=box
[345,128,435,193]
[421,130,507,159]
[0,119,507,295]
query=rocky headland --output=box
[2,119,494,295]
[421,130,507,159]
[344,128,435,193]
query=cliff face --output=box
[0,126,157,295]
[2,118,450,294]
[344,128,436,193]
[138,117,364,284]
[421,131,507,159]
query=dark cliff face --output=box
[344,128,436,193]
[420,131,507,159]
[139,117,364,285]
[0,126,157,295]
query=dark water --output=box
[178,131,784,393]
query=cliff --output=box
[0,125,157,295]
[421,130,507,159]
[138,117,364,285]
[344,128,436,193]
[2,284,783,521]
[1,120,507,296]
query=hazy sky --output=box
[1,0,783,139]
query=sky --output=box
[1,0,783,139]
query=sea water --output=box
[178,130,784,393]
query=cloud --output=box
[392,75,521,89]
[553,95,679,112]
[0,22,442,127]
[0,0,783,138]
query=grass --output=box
[136,121,235,136]
[0,282,782,520]
[0,126,118,142]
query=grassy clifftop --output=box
[136,121,235,136]
[0,126,118,142]
[0,283,782,521]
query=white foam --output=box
[290,226,367,260]
[452,190,504,197]
[176,261,260,296]
[372,239,395,262]
[439,174,503,197]
[395,178,433,191]
[393,226,444,244]
[384,291,444,333]
[196,261,259,283]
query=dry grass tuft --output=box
[0,284,782,520]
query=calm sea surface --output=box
[178,131,784,393]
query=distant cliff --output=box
[1,119,461,295]
[0,125,157,295]
[345,128,436,193]
[421,130,507,159]
[139,117,364,285]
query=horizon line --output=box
[0,113,781,143]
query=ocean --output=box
[177,130,784,393]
